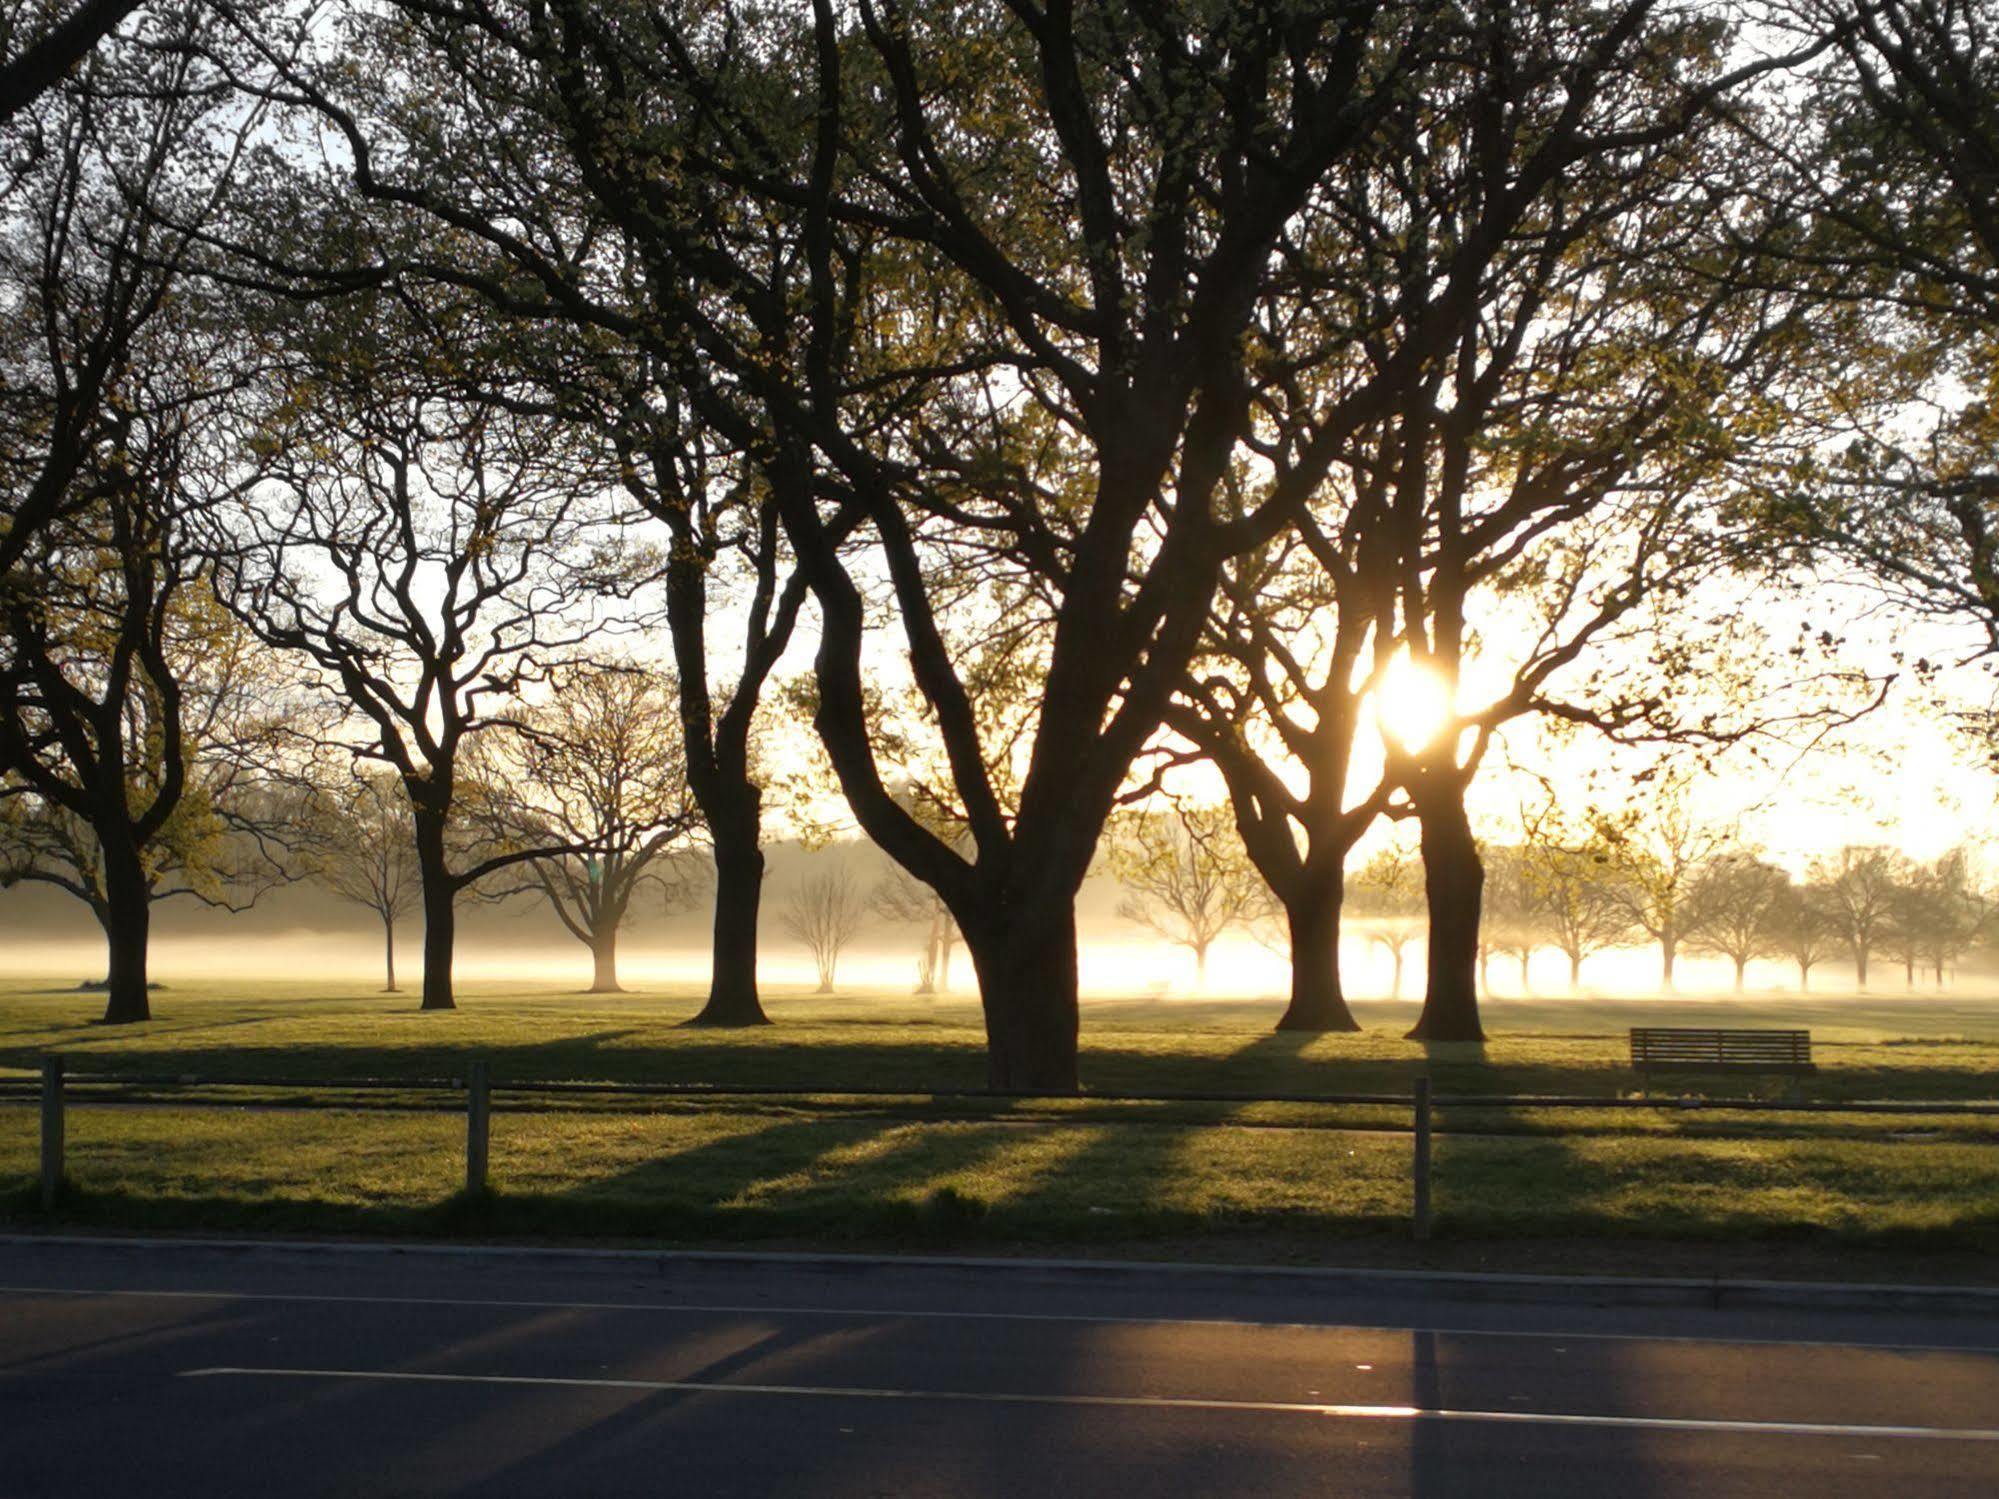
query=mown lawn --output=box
[1,980,1995,1260]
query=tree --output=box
[1770,0,1999,687]
[243,0,1458,1090]
[1517,804,1633,992]
[1766,878,1837,991]
[871,865,957,996]
[1596,772,1745,991]
[780,865,867,996]
[488,664,703,993]
[1478,843,1539,996]
[1886,846,1989,988]
[0,0,147,127]
[212,286,647,1012]
[0,9,276,1022]
[1684,852,1791,992]
[1346,842,1426,1002]
[1109,801,1272,993]
[303,768,421,992]
[1813,844,1907,989]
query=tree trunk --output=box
[1733,955,1747,994]
[687,791,769,1026]
[99,840,151,1025]
[382,913,399,993]
[1660,936,1677,993]
[1275,885,1360,1032]
[1517,950,1531,994]
[1854,947,1869,991]
[588,926,623,993]
[413,810,456,1012]
[966,902,1080,1092]
[1407,795,1484,1042]
[815,956,835,995]
[1798,959,1811,992]
[1192,939,1209,992]
[1568,951,1583,990]
[1390,943,1405,1001]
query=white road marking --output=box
[177,1364,1999,1442]
[3,1284,1996,1356]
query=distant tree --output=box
[485,665,703,994]
[1478,843,1539,995]
[304,769,421,992]
[1766,879,1838,991]
[1684,853,1791,992]
[1347,843,1426,1001]
[1887,847,1990,989]
[871,866,957,997]
[1110,802,1273,992]
[1596,772,1742,991]
[779,865,868,996]
[1814,844,1908,990]
[1517,807,1632,992]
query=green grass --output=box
[2,979,1996,1263]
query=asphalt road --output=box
[2,1239,1997,1497]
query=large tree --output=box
[235,0,1458,1089]
[211,288,648,1011]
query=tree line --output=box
[4,0,1998,1089]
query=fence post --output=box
[40,1055,65,1211]
[465,1059,490,1197]
[1411,1076,1432,1242]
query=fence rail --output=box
[10,1056,1998,1240]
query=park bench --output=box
[1629,1027,1815,1093]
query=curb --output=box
[5,1231,1999,1316]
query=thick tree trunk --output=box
[1733,956,1747,994]
[688,801,769,1025]
[413,811,456,1012]
[1854,948,1869,991]
[382,914,399,993]
[1407,796,1484,1042]
[1275,884,1360,1032]
[1660,936,1677,992]
[967,903,1080,1092]
[99,842,151,1025]
[1798,959,1812,992]
[588,926,622,993]
[1568,951,1583,990]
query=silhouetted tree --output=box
[212,286,650,1012]
[0,0,147,126]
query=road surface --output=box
[1,1237,1996,1496]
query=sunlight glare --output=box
[1376,651,1454,752]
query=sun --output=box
[1376,651,1455,752]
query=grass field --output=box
[2,979,1996,1272]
